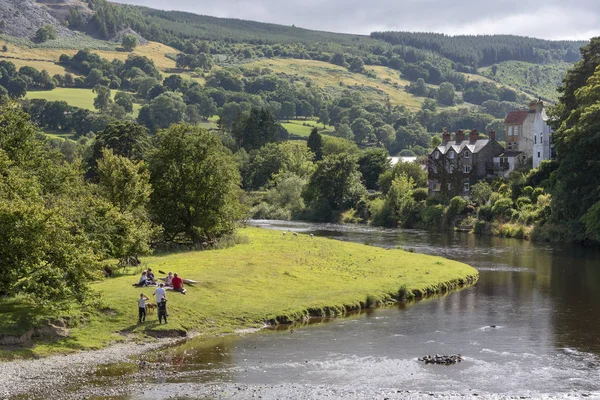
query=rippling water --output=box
[112,221,600,399]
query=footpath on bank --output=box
[0,227,478,360]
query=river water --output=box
[104,221,600,399]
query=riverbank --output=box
[0,226,477,360]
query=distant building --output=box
[504,100,553,169]
[428,129,504,197]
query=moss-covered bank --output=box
[0,227,477,359]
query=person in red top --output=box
[171,273,186,294]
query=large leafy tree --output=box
[549,37,600,239]
[303,153,366,218]
[95,149,157,264]
[357,147,390,190]
[307,127,323,161]
[149,124,243,244]
[232,108,281,151]
[0,103,101,307]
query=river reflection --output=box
[129,221,600,398]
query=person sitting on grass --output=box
[157,298,168,324]
[138,293,149,323]
[165,271,173,287]
[146,268,156,285]
[137,271,148,287]
[171,273,186,295]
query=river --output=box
[91,221,600,398]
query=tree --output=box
[318,109,330,127]
[0,102,101,306]
[471,181,492,205]
[163,74,185,92]
[35,25,57,42]
[122,34,138,51]
[549,38,600,236]
[436,82,456,106]
[374,124,395,149]
[358,147,390,190]
[232,108,281,151]
[138,92,187,131]
[351,118,374,144]
[378,161,427,193]
[93,85,112,111]
[95,148,156,264]
[303,153,366,219]
[149,124,243,243]
[114,91,134,114]
[1,45,7,52]
[90,121,151,174]
[307,127,323,161]
[349,57,365,73]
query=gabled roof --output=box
[505,110,528,125]
[433,139,491,155]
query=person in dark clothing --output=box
[157,298,168,324]
[138,293,149,323]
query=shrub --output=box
[446,196,467,220]
[412,187,428,202]
[491,197,513,219]
[35,25,57,42]
[478,204,494,221]
[420,204,444,227]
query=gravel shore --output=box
[0,338,179,399]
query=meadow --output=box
[281,119,335,138]
[26,88,142,116]
[0,227,477,359]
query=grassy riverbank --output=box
[0,227,477,359]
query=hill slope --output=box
[0,0,75,39]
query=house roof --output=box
[498,151,523,157]
[433,138,490,155]
[505,110,528,125]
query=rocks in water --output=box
[418,354,464,365]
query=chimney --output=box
[442,130,451,143]
[455,129,465,142]
[469,129,479,141]
[488,129,496,141]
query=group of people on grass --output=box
[136,270,188,324]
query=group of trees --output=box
[0,102,244,307]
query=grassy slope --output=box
[479,61,571,103]
[26,88,142,115]
[247,59,426,110]
[281,120,335,138]
[0,227,477,359]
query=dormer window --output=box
[434,151,439,159]
[464,151,470,159]
[449,151,455,159]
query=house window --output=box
[447,183,452,191]
[432,165,437,173]
[464,182,470,191]
[434,151,439,159]
[508,126,513,136]
[538,152,541,158]
[464,165,471,173]
[433,183,441,192]
[449,151,454,159]
[534,135,537,144]
[507,142,512,150]
[463,151,470,159]
[514,126,519,136]
[447,164,453,173]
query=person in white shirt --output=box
[138,293,149,323]
[153,283,166,303]
[165,272,173,287]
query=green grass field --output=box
[0,227,477,359]
[281,119,335,138]
[26,88,143,117]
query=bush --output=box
[250,202,292,220]
[420,204,444,227]
[412,187,428,202]
[491,197,513,219]
[446,196,467,219]
[35,25,57,42]
[478,205,494,221]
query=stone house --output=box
[428,129,504,197]
[504,100,553,169]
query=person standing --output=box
[153,283,166,303]
[157,298,168,324]
[138,293,149,323]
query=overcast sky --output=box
[117,0,600,40]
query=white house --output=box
[504,100,553,170]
